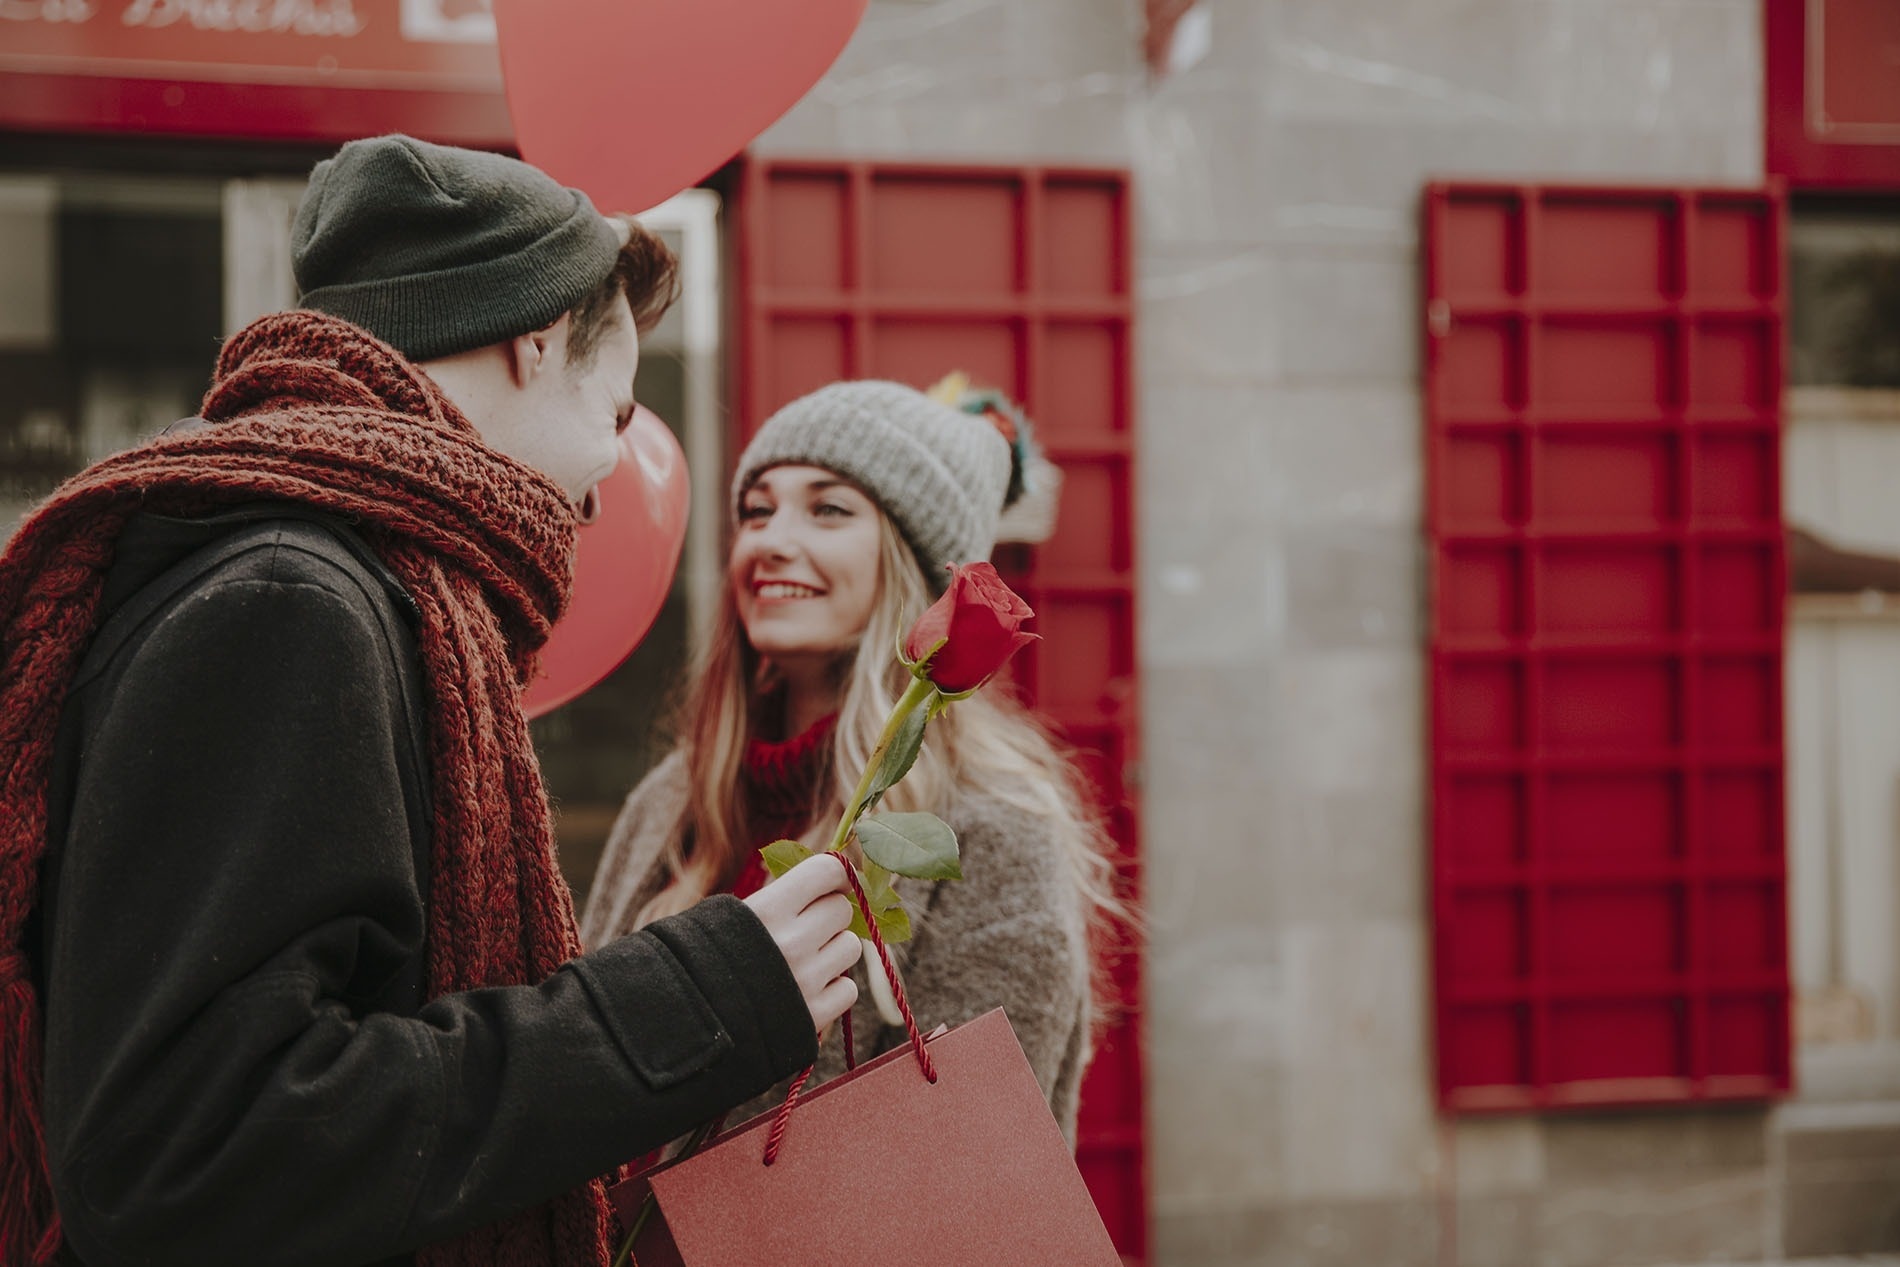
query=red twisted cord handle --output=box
[760,1067,812,1167]
[762,852,936,1166]
[834,854,937,1083]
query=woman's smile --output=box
[754,580,826,601]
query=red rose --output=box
[903,562,1039,694]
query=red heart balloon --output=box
[523,404,690,720]
[493,0,869,215]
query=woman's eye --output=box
[738,502,773,522]
[813,502,852,518]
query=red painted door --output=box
[731,157,1146,1259]
[1426,182,1790,1111]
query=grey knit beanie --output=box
[291,134,623,362]
[732,380,1012,580]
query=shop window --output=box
[0,171,224,537]
[0,154,713,910]
[1783,197,1900,1097]
[1790,202,1900,389]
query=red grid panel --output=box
[733,158,1146,1259]
[1425,183,1790,1113]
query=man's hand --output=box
[742,854,861,1033]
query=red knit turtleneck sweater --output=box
[730,714,837,898]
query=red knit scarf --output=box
[0,312,613,1267]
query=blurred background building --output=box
[3,1,1898,1264]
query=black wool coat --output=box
[33,507,815,1267]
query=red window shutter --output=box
[731,158,1147,1258]
[1425,182,1791,1111]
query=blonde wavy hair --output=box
[636,508,1125,971]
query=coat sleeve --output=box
[40,566,814,1267]
[816,801,1093,1141]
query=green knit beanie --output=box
[291,134,623,362]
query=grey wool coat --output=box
[580,752,1095,1142]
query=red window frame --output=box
[1766,0,1900,191]
[728,156,1147,1259]
[1425,181,1791,1111]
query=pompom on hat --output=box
[731,377,1059,587]
[924,372,1063,548]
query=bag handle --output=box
[763,852,937,1166]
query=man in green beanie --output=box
[0,135,860,1267]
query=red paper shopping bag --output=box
[608,1007,1121,1265]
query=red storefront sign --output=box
[1766,0,1900,189]
[0,0,512,144]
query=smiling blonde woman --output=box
[580,379,1122,1142]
